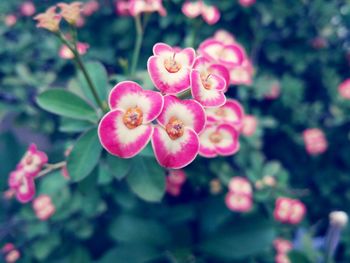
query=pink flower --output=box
[2,244,20,263]
[59,42,89,59]
[166,169,187,196]
[20,2,36,17]
[8,169,36,203]
[199,124,239,157]
[33,6,61,32]
[239,0,256,7]
[190,56,227,107]
[228,177,252,195]
[152,95,206,169]
[338,79,350,99]
[129,0,167,16]
[275,254,290,263]
[225,192,252,212]
[303,128,328,155]
[229,59,254,86]
[17,144,48,177]
[33,195,56,220]
[274,197,306,224]
[57,2,83,25]
[199,39,245,69]
[148,43,196,94]
[274,238,293,254]
[213,30,236,45]
[98,81,163,158]
[265,81,281,100]
[4,15,17,27]
[116,0,131,16]
[82,0,100,16]
[241,115,257,136]
[182,1,220,25]
[205,99,245,131]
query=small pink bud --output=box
[241,115,257,136]
[4,15,17,27]
[20,2,36,17]
[338,79,350,99]
[303,128,328,155]
[239,0,256,7]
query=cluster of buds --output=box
[3,1,36,28]
[225,177,253,212]
[274,238,293,263]
[166,170,187,196]
[32,195,56,221]
[255,175,277,190]
[274,197,306,224]
[303,128,328,155]
[1,243,20,263]
[99,37,250,168]
[182,0,220,25]
[8,144,48,203]
[338,79,350,99]
[59,41,89,60]
[33,2,84,32]
[116,0,166,17]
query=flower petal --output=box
[108,81,164,123]
[198,125,217,158]
[190,69,226,108]
[157,95,206,134]
[182,1,202,18]
[201,4,220,25]
[98,109,153,158]
[16,176,35,203]
[209,64,230,92]
[198,39,223,62]
[218,44,245,68]
[152,126,199,169]
[153,42,174,56]
[215,124,240,156]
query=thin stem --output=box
[57,32,108,113]
[36,161,66,179]
[130,15,144,76]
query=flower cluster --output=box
[225,177,253,212]
[99,38,249,168]
[274,197,306,224]
[274,238,293,263]
[1,243,20,263]
[8,144,48,203]
[116,0,166,17]
[166,170,187,196]
[33,195,56,221]
[182,0,220,25]
[303,128,328,155]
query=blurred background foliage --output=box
[1,0,350,262]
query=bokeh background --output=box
[1,0,350,262]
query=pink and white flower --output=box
[8,169,36,203]
[182,1,220,25]
[17,143,48,177]
[33,195,56,220]
[274,197,306,224]
[265,81,281,100]
[20,2,36,17]
[98,81,163,158]
[148,43,195,94]
[225,192,252,212]
[190,57,227,107]
[229,59,254,86]
[239,0,256,7]
[206,99,245,130]
[274,238,293,254]
[198,39,245,68]
[228,177,252,195]
[199,124,239,157]
[275,254,290,263]
[116,0,131,15]
[166,169,187,196]
[241,115,257,136]
[213,30,236,45]
[152,95,206,169]
[82,0,100,16]
[2,244,20,263]
[303,128,328,155]
[338,79,350,99]
[59,42,89,59]
[129,0,167,16]
[4,15,17,27]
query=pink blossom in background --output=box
[241,115,257,136]
[229,59,254,86]
[182,1,220,25]
[274,197,306,224]
[5,15,17,27]
[225,192,253,212]
[338,79,350,99]
[274,238,293,254]
[2,243,20,263]
[59,42,89,59]
[166,169,187,196]
[33,195,56,220]
[117,0,167,17]
[265,81,281,100]
[228,177,252,195]
[213,30,236,45]
[34,6,62,32]
[98,81,163,158]
[17,143,48,177]
[82,0,100,16]
[116,0,131,16]
[275,254,290,263]
[57,2,83,25]
[303,128,328,155]
[238,0,256,8]
[8,169,36,203]
[20,2,36,17]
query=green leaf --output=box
[59,117,94,133]
[288,251,312,263]
[36,89,97,122]
[126,156,166,202]
[67,128,102,182]
[32,235,61,261]
[78,61,109,105]
[199,216,275,260]
[97,245,159,263]
[106,153,132,180]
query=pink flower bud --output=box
[274,197,306,224]
[4,15,17,27]
[225,192,253,212]
[20,2,36,17]
[82,0,100,16]
[34,6,61,32]
[33,195,55,220]
[274,238,293,254]
[239,0,256,7]
[338,79,350,99]
[241,115,257,136]
[228,177,252,196]
[303,128,328,155]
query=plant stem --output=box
[130,15,143,76]
[57,32,108,113]
[36,161,66,178]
